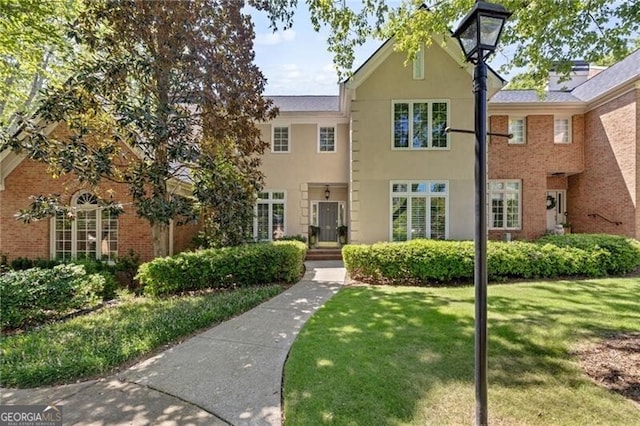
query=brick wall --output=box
[0,158,159,262]
[567,90,638,237]
[489,113,584,240]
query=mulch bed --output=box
[574,333,640,406]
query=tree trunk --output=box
[151,221,170,258]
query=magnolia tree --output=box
[4,0,279,257]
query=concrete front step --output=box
[306,248,343,261]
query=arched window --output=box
[51,192,118,261]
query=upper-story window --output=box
[508,117,526,144]
[272,126,290,153]
[318,126,336,152]
[392,100,449,150]
[52,191,118,261]
[554,117,571,143]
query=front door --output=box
[546,190,566,231]
[318,202,338,243]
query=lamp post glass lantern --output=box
[452,1,511,425]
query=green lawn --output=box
[1,285,283,388]
[283,278,640,425]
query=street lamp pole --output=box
[473,49,489,425]
[452,2,511,425]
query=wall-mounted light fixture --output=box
[324,186,330,200]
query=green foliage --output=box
[343,234,640,285]
[0,285,283,388]
[269,1,640,84]
[114,249,142,294]
[538,233,640,275]
[0,0,81,138]
[137,241,306,296]
[0,264,105,330]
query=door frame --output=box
[546,189,567,231]
[311,200,346,246]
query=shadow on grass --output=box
[284,278,640,425]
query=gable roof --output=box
[571,49,640,102]
[268,96,340,112]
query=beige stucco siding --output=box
[258,120,349,237]
[350,43,478,243]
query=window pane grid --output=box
[554,118,570,143]
[489,181,520,229]
[391,181,448,241]
[273,127,289,152]
[508,118,525,144]
[319,127,335,152]
[394,103,409,148]
[431,103,448,147]
[394,101,449,149]
[255,190,286,241]
[53,193,119,261]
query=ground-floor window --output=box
[51,192,118,261]
[254,190,286,240]
[489,180,521,229]
[390,181,448,241]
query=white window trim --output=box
[554,116,572,144]
[253,190,287,241]
[50,191,118,261]
[391,99,451,151]
[388,180,449,241]
[488,179,522,230]
[271,125,290,153]
[317,125,337,153]
[413,46,424,80]
[508,117,527,144]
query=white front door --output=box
[546,190,566,231]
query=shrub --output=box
[538,233,640,274]
[0,264,106,329]
[137,240,306,296]
[343,234,640,285]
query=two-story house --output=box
[1,33,639,262]
[258,41,640,247]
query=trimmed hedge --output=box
[0,264,110,329]
[343,234,640,285]
[137,240,306,296]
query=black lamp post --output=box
[452,2,511,425]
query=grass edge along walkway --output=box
[284,278,640,426]
[1,285,284,388]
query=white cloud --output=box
[262,62,340,95]
[255,29,296,45]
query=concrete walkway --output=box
[1,261,346,426]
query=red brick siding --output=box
[567,90,638,237]
[489,114,584,240]
[0,158,159,262]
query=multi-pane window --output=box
[390,181,448,241]
[254,190,286,240]
[52,192,118,261]
[489,181,521,229]
[554,117,571,143]
[318,126,336,152]
[392,100,449,149]
[508,118,526,144]
[272,126,289,152]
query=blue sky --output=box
[250,4,514,95]
[251,5,379,95]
